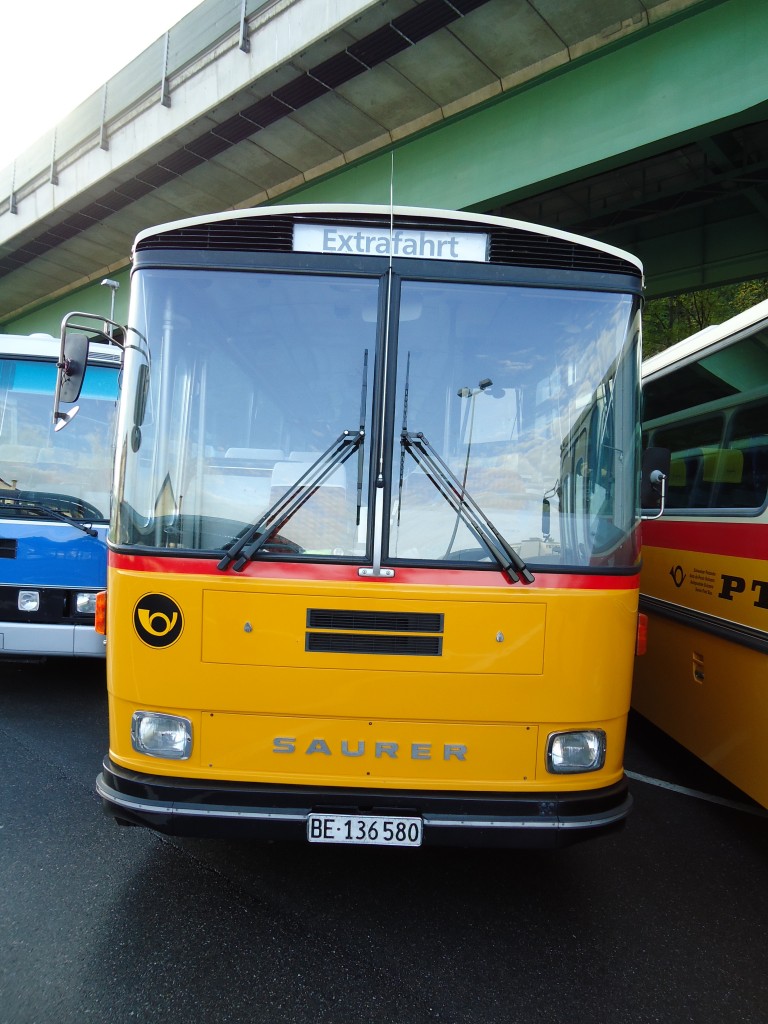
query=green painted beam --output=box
[631,209,768,297]
[4,269,130,338]
[283,0,766,212]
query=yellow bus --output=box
[635,298,768,808]
[55,204,658,848]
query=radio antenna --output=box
[376,149,395,488]
[389,150,395,265]
[368,151,396,578]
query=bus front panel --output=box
[97,206,644,845]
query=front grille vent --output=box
[135,213,640,278]
[487,227,637,275]
[0,538,18,559]
[307,609,443,632]
[306,606,443,656]
[306,633,442,656]
[136,215,295,254]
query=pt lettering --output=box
[718,574,746,601]
[752,579,768,609]
[718,574,768,609]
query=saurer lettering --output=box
[273,737,467,761]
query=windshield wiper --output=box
[217,429,364,572]
[0,493,99,537]
[400,431,535,584]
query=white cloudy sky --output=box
[0,0,205,170]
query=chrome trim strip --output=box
[424,800,632,831]
[640,594,768,654]
[96,776,306,821]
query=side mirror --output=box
[133,362,149,427]
[640,447,671,519]
[59,332,89,402]
[53,331,89,429]
[52,311,126,430]
[541,497,551,538]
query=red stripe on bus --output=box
[642,519,768,559]
[108,551,638,590]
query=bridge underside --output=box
[1,0,765,334]
[293,102,768,298]
[495,108,768,297]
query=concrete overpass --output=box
[1,0,766,335]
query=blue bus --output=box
[0,333,120,659]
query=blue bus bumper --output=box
[0,619,105,658]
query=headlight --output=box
[75,592,98,615]
[18,590,40,612]
[131,711,192,760]
[546,730,606,773]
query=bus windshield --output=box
[0,358,117,521]
[116,266,640,569]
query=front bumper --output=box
[96,758,632,849]
[0,620,105,658]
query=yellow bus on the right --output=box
[636,298,768,809]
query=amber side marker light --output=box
[636,612,648,656]
[95,591,107,635]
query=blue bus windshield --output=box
[11,359,116,399]
[0,359,118,521]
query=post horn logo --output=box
[669,565,686,589]
[133,593,184,648]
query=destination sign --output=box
[293,223,489,262]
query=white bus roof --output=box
[643,297,768,379]
[0,333,122,367]
[133,203,644,276]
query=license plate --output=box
[307,813,423,847]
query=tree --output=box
[643,277,768,357]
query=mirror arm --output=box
[640,470,667,521]
[60,310,125,348]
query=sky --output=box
[0,0,205,170]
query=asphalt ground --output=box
[1,660,766,1024]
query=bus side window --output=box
[743,445,768,507]
[701,448,744,507]
[723,401,768,509]
[666,456,689,507]
[654,415,724,511]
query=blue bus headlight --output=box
[546,730,606,773]
[75,592,98,615]
[131,711,192,760]
[18,590,40,612]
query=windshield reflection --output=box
[115,268,639,569]
[0,360,117,521]
[389,280,639,568]
[116,270,377,555]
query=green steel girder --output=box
[286,0,766,209]
[283,0,768,295]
